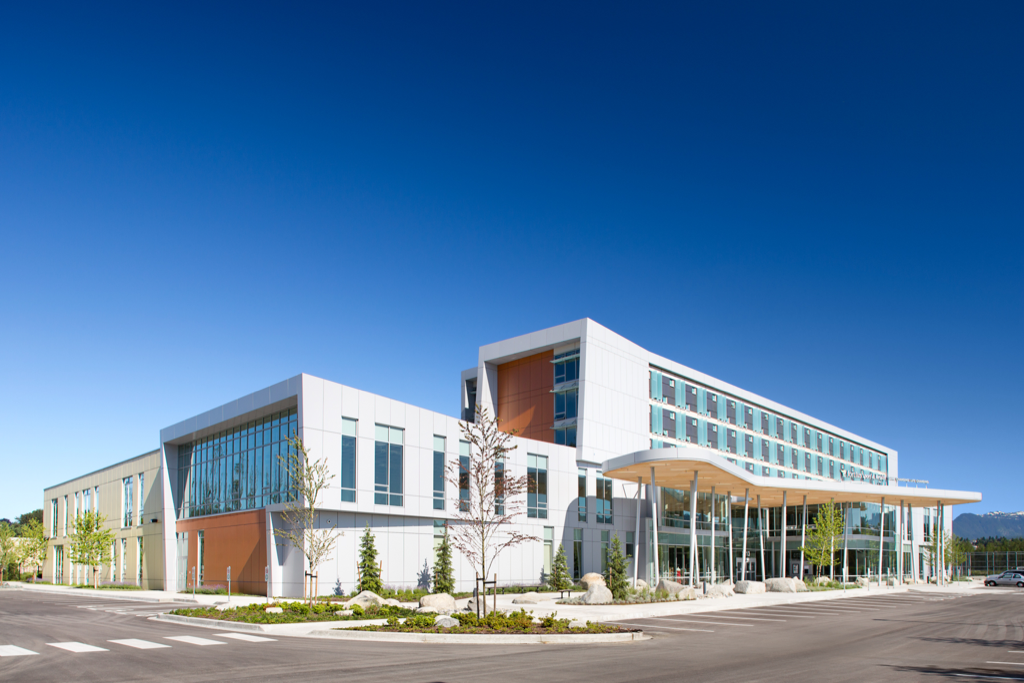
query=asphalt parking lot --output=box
[2,586,1024,682]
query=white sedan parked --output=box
[984,571,1024,587]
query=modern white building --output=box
[46,319,981,595]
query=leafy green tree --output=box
[15,510,43,534]
[357,524,382,594]
[432,524,455,594]
[0,521,17,583]
[605,534,629,600]
[18,518,48,580]
[801,501,844,578]
[67,510,115,588]
[548,543,572,591]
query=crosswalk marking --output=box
[0,645,39,657]
[47,642,109,653]
[109,639,171,649]
[165,635,226,646]
[214,633,276,643]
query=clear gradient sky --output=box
[1,2,1021,521]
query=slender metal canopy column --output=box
[800,495,807,579]
[710,486,717,584]
[781,491,788,578]
[651,467,660,584]
[689,472,698,586]
[758,494,766,582]
[633,477,642,587]
[878,497,886,582]
[727,490,734,584]
[741,487,750,583]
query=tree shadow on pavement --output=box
[890,664,1024,679]
[918,637,1024,650]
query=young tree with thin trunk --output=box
[273,435,340,605]
[800,501,844,578]
[67,510,115,588]
[605,534,629,600]
[446,406,535,593]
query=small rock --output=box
[416,606,438,614]
[420,593,456,614]
[581,572,605,590]
[569,620,587,629]
[512,591,542,604]
[735,580,766,594]
[434,615,459,628]
[334,609,353,617]
[582,584,613,604]
[265,606,283,614]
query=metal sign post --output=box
[191,566,195,598]
[265,565,270,603]
[227,566,231,601]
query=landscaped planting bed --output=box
[169,601,413,624]
[350,609,628,635]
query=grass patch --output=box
[350,609,627,635]
[169,601,415,624]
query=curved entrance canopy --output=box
[601,447,982,508]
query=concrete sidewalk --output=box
[2,581,271,607]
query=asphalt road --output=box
[2,587,1023,682]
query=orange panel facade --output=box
[177,510,266,596]
[496,350,554,443]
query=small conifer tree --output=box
[605,534,629,600]
[548,543,572,591]
[357,524,382,594]
[433,524,455,594]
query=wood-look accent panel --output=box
[496,350,554,443]
[177,510,266,595]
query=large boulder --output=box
[794,578,809,592]
[765,578,798,593]
[581,573,606,590]
[582,583,614,604]
[656,578,686,596]
[346,591,386,609]
[735,580,765,594]
[383,598,402,607]
[420,593,456,614]
[704,583,735,599]
[512,591,542,604]
[634,579,649,590]
[855,577,871,588]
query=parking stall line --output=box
[683,614,787,622]
[988,662,1024,667]
[606,621,714,633]
[649,616,754,627]
[742,610,817,618]
[0,645,39,657]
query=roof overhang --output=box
[601,447,981,508]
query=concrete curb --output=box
[304,628,648,644]
[152,612,389,634]
[548,585,913,622]
[3,583,198,604]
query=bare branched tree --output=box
[273,436,340,604]
[446,405,535,593]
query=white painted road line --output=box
[988,662,1024,666]
[47,642,109,653]
[0,645,39,657]
[214,633,277,643]
[164,635,226,646]
[607,621,714,633]
[744,610,817,618]
[650,617,753,627]
[684,614,786,622]
[109,639,171,649]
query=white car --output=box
[984,571,1024,587]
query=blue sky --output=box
[1,2,1020,521]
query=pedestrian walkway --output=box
[0,633,276,657]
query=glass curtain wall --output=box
[176,408,298,519]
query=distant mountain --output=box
[954,511,1024,540]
